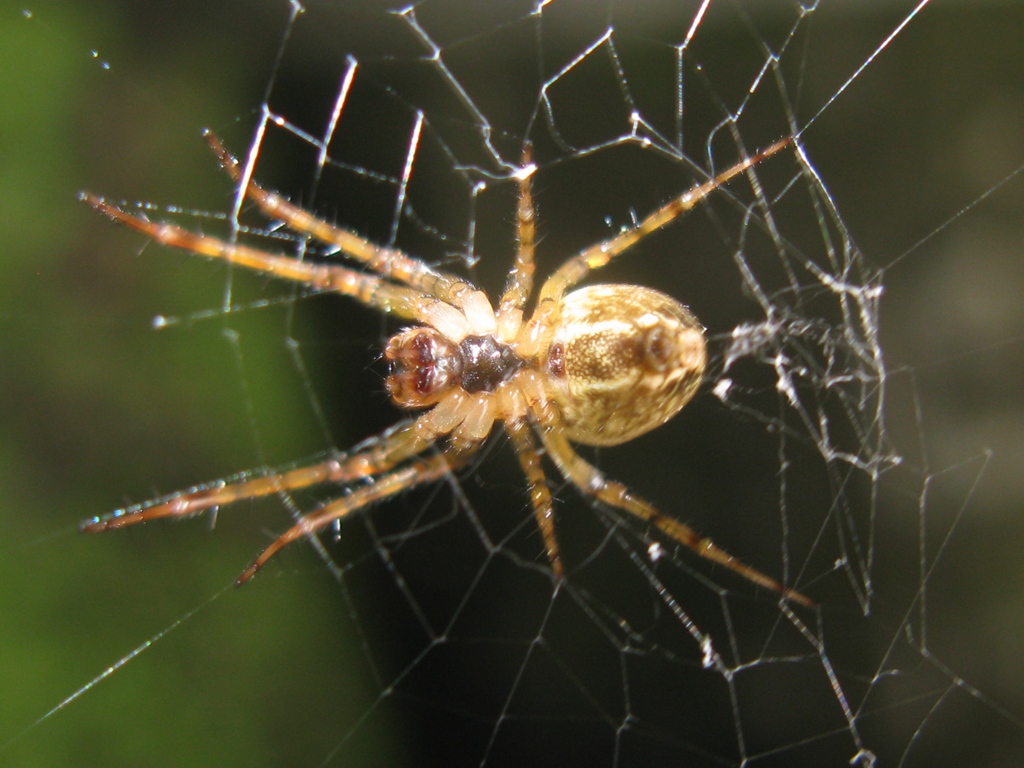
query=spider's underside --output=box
[81,132,812,606]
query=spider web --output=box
[4,1,1024,766]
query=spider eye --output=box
[643,326,675,371]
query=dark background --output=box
[2,1,1023,766]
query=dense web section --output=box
[12,1,1024,767]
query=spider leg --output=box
[505,416,563,579]
[81,193,475,340]
[202,132,497,337]
[81,394,479,533]
[538,427,813,606]
[495,145,538,342]
[236,449,471,585]
[531,139,790,314]
[81,403,458,536]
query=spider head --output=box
[549,284,707,447]
[385,328,463,408]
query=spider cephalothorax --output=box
[385,328,525,406]
[81,132,811,605]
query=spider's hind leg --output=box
[538,428,813,606]
[534,138,791,307]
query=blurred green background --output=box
[2,1,1024,766]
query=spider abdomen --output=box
[549,284,706,447]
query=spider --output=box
[80,131,811,606]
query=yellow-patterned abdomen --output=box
[545,284,706,446]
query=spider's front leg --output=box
[80,193,477,341]
[201,132,499,334]
[82,380,490,583]
[235,450,468,585]
[238,343,514,583]
[81,409,454,533]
